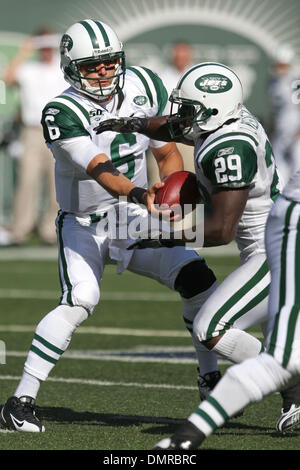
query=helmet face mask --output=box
[169,93,215,138]
[69,52,125,100]
[60,20,126,101]
[168,63,243,138]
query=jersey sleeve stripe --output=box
[45,101,84,130]
[50,97,90,128]
[202,132,258,156]
[57,95,91,124]
[127,66,154,107]
[196,133,258,166]
[139,66,168,116]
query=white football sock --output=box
[211,328,263,363]
[24,305,88,381]
[188,352,293,436]
[14,371,41,400]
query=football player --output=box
[94,62,300,432]
[153,167,300,449]
[0,21,218,432]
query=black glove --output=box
[127,238,175,250]
[93,117,148,135]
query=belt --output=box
[61,211,108,224]
[89,212,108,223]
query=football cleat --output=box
[0,396,45,432]
[276,404,300,433]
[152,421,205,450]
[197,370,221,400]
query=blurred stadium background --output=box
[0,0,300,229]
[1,0,300,451]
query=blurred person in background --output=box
[148,41,195,184]
[160,41,194,114]
[3,28,66,245]
[269,45,300,185]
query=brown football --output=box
[155,171,201,214]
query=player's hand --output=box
[93,117,147,134]
[144,182,174,219]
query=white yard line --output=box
[0,288,180,302]
[0,243,239,260]
[1,349,205,365]
[0,324,264,339]
[0,374,197,391]
[0,324,189,337]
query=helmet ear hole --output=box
[211,108,218,116]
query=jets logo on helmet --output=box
[60,19,125,101]
[168,62,243,138]
[60,34,73,53]
[195,74,233,93]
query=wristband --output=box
[128,187,147,204]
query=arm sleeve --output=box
[50,136,102,172]
[149,138,170,148]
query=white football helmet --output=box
[60,19,125,101]
[169,62,243,137]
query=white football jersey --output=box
[41,67,168,215]
[194,107,282,261]
[282,168,300,202]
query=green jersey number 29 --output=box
[215,154,242,183]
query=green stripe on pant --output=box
[206,260,269,339]
[268,201,296,358]
[57,212,73,306]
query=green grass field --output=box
[0,251,298,451]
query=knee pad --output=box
[71,281,100,314]
[37,305,89,337]
[55,304,89,328]
[174,259,216,299]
